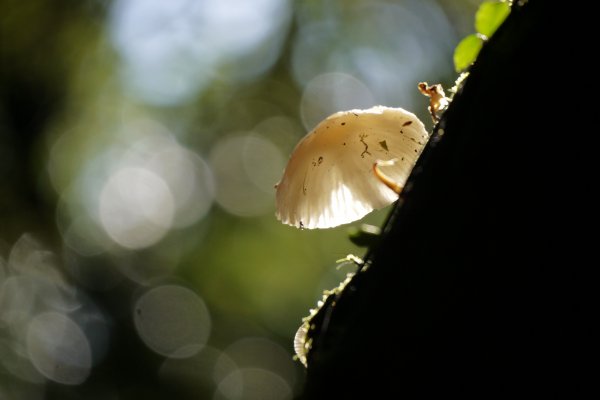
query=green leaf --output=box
[453,34,483,72]
[475,1,511,38]
[348,224,381,247]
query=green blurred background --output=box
[1,0,480,398]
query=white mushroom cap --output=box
[275,106,429,229]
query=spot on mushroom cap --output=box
[275,106,429,229]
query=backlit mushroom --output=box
[275,106,429,229]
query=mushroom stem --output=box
[373,160,403,194]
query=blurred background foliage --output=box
[1,0,481,398]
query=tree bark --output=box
[302,1,592,398]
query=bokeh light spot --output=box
[109,0,292,105]
[133,285,211,358]
[292,0,456,115]
[222,337,298,389]
[159,346,238,397]
[210,135,284,217]
[145,145,215,228]
[0,276,36,328]
[300,72,374,131]
[99,167,175,249]
[26,312,92,385]
[214,368,292,400]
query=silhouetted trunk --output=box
[302,1,592,398]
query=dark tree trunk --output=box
[302,1,592,398]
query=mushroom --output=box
[418,82,449,122]
[275,105,429,229]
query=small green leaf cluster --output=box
[453,1,511,72]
